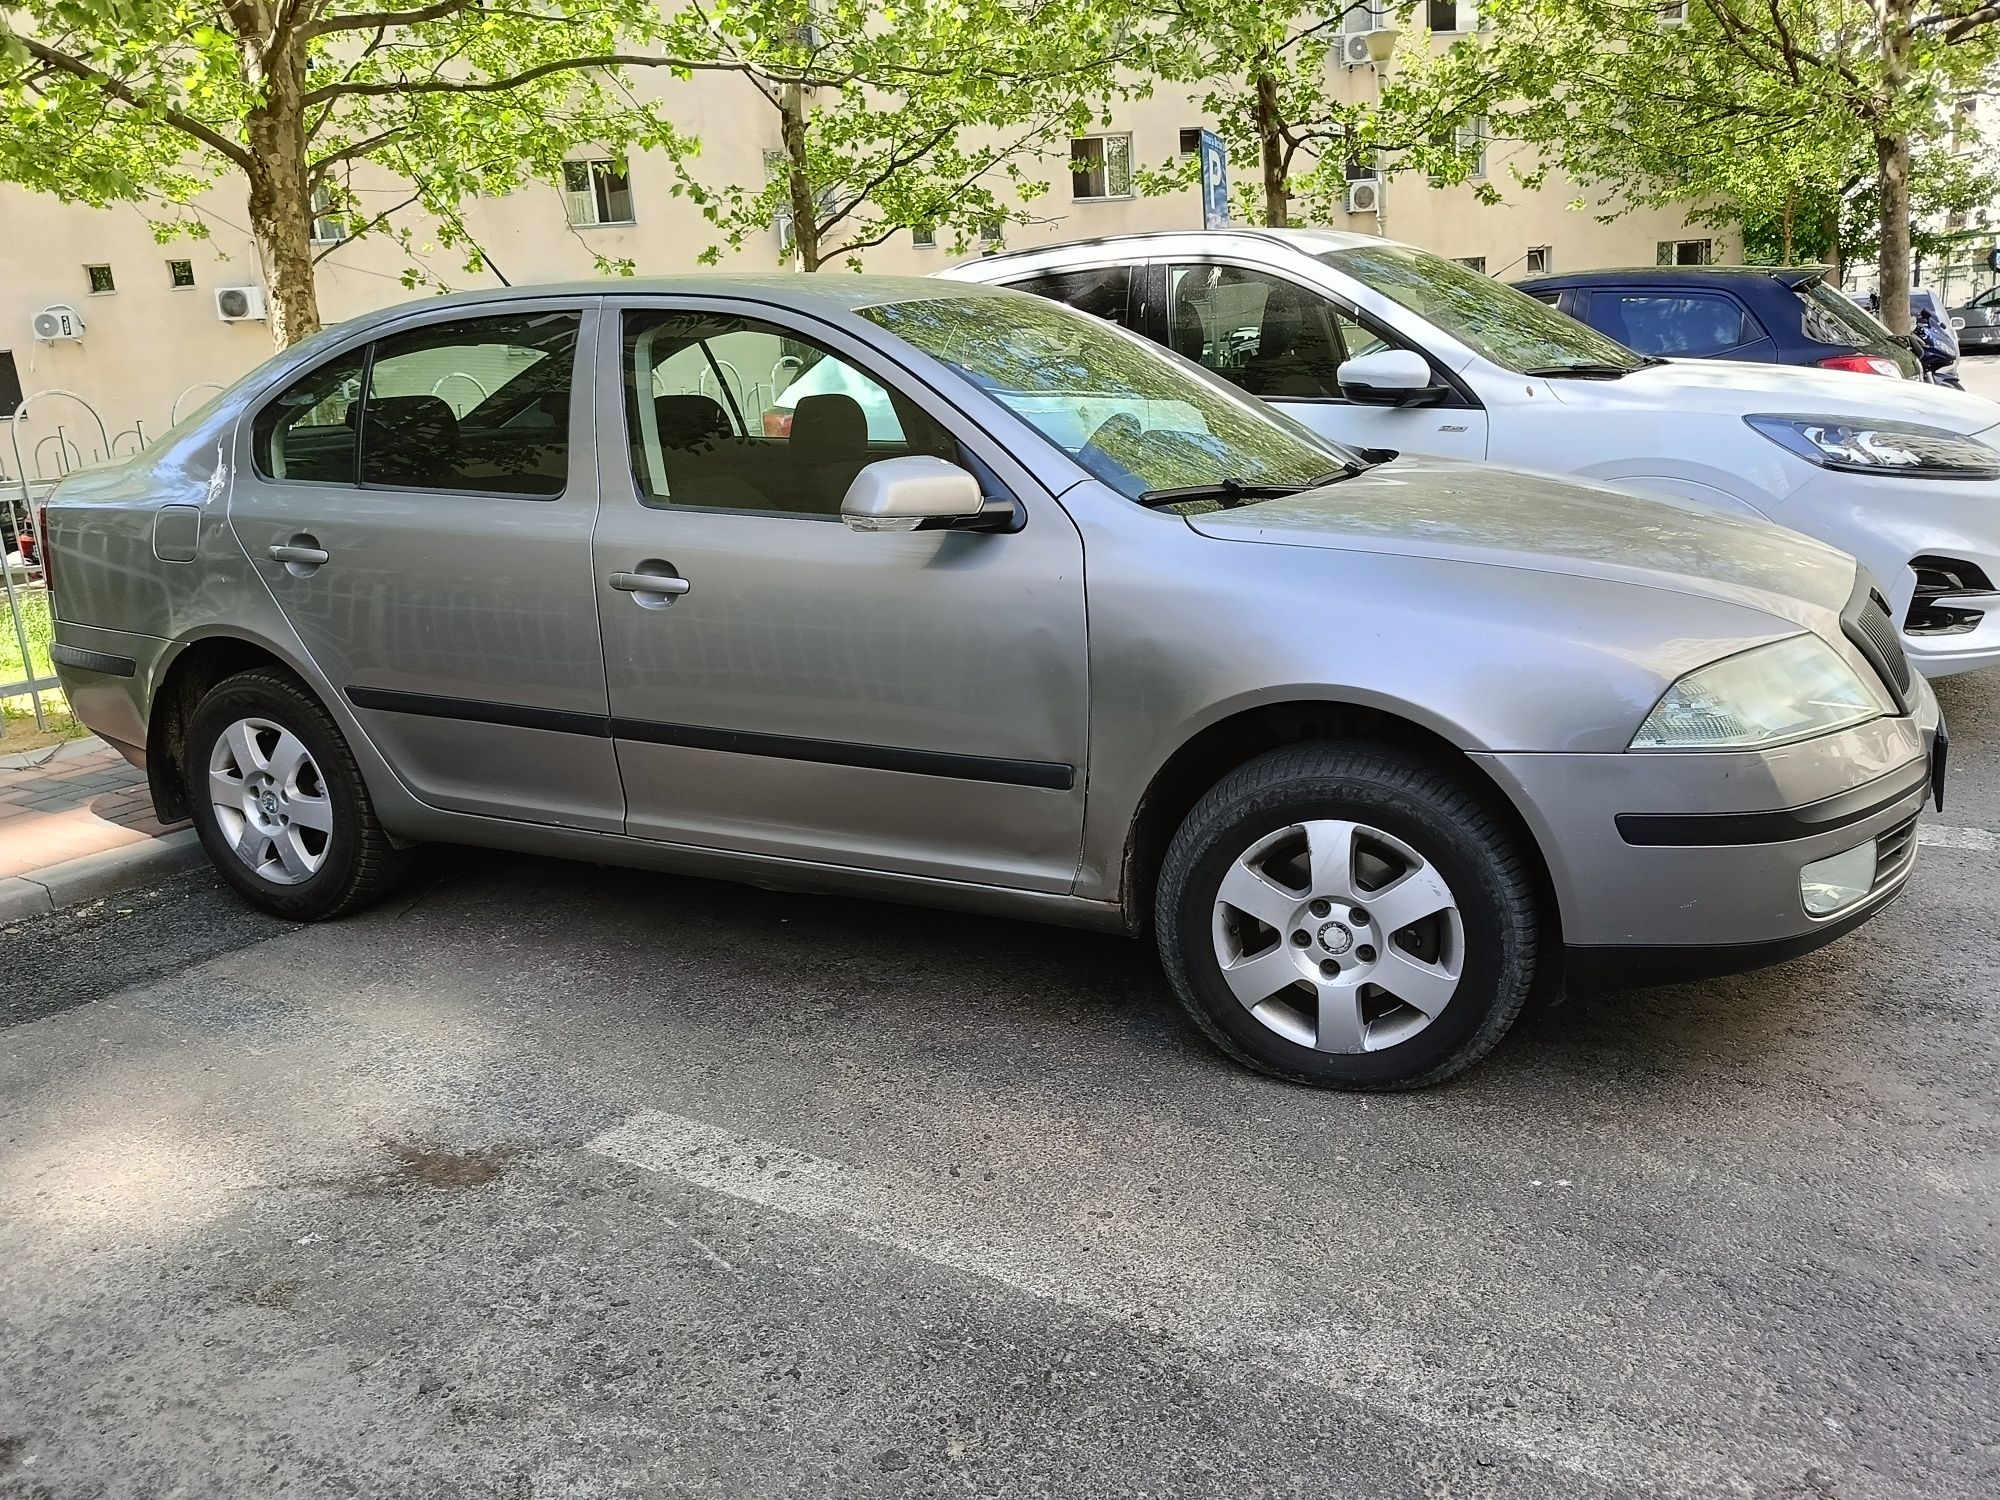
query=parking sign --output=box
[1198,130,1229,229]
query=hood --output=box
[1561,357,2000,437]
[1182,456,1857,625]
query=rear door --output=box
[1148,258,1490,460]
[230,300,622,831]
[590,297,1089,891]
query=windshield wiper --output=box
[1520,357,1663,379]
[1138,471,1348,509]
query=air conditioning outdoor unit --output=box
[32,304,84,342]
[1341,33,1376,66]
[215,285,267,322]
[1345,179,1383,215]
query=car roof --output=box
[320,273,1012,332]
[1516,265,1828,291]
[948,226,1393,272]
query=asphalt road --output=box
[1,673,1995,1498]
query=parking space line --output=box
[588,1110,1717,1491]
[1919,824,1998,852]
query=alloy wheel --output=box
[207,717,333,886]
[1210,819,1464,1053]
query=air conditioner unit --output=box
[1341,33,1376,67]
[215,285,267,322]
[1345,179,1383,215]
[32,304,84,342]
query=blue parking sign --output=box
[1199,130,1229,229]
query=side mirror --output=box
[840,456,1007,533]
[1336,349,1446,407]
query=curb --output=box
[0,829,204,924]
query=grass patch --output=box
[0,585,83,749]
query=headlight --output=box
[1632,634,1886,750]
[1745,414,2000,479]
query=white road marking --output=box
[1918,824,1998,852]
[588,1110,1716,1490]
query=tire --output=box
[1154,741,1537,1090]
[184,668,408,920]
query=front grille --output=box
[1872,814,1920,895]
[1843,582,1913,707]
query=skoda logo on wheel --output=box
[1317,921,1354,955]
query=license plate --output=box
[1932,717,1950,812]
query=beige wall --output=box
[0,53,1733,475]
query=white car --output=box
[941,230,2000,677]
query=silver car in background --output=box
[45,277,1943,1089]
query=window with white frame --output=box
[1656,238,1712,266]
[1524,245,1552,275]
[1428,1,1473,30]
[1071,134,1134,200]
[562,159,634,227]
[912,223,937,248]
[1341,2,1388,31]
[309,185,348,244]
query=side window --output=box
[1005,266,1134,327]
[253,351,365,483]
[1972,287,2000,309]
[360,311,579,496]
[1166,264,1347,398]
[1587,290,1753,357]
[622,310,961,518]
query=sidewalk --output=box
[0,736,201,920]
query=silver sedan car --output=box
[45,277,1944,1089]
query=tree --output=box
[0,1,792,346]
[1482,1,2000,331]
[661,0,1130,270]
[1133,1,1500,228]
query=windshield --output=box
[1319,243,1649,375]
[854,292,1356,503]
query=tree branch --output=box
[303,52,827,105]
[12,35,253,168]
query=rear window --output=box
[1797,282,1899,350]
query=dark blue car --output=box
[1515,265,1924,381]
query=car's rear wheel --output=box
[1154,742,1537,1090]
[184,669,407,920]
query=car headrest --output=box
[789,393,867,461]
[655,394,731,450]
[367,394,457,446]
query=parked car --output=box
[942,231,2000,677]
[47,278,1942,1089]
[1517,265,1922,379]
[1949,284,2000,354]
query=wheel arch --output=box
[1120,696,1560,947]
[144,631,318,822]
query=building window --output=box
[0,351,21,418]
[310,186,348,244]
[1524,245,1552,275]
[85,264,115,294]
[1342,3,1387,31]
[1428,1,1468,30]
[1071,134,1134,201]
[1179,127,1205,154]
[911,224,937,248]
[562,160,634,227]
[1455,256,1488,274]
[167,259,195,289]
[1659,1,1688,22]
[979,219,1003,247]
[1656,238,1713,266]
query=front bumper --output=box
[1762,469,2000,677]
[1476,690,1940,989]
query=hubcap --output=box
[207,717,332,886]
[1210,819,1465,1054]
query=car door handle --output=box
[608,571,690,596]
[268,542,330,566]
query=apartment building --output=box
[0,6,1732,462]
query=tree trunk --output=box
[781,80,821,272]
[1781,185,1795,264]
[240,28,320,348]
[1825,203,1844,285]
[1252,65,1287,228]
[1873,2,1916,332]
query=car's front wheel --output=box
[184,668,407,920]
[1154,742,1538,1090]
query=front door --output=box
[229,301,622,830]
[1155,260,1491,461]
[590,300,1088,891]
